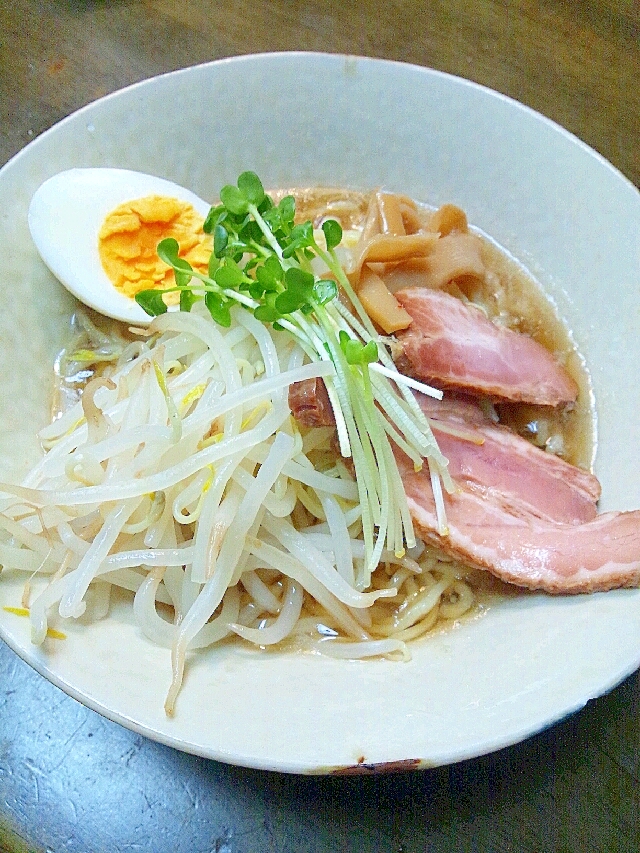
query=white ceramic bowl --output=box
[1,53,639,774]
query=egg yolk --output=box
[98,195,212,303]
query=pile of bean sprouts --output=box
[0,304,475,714]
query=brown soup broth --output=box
[475,235,594,471]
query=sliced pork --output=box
[397,397,640,593]
[395,288,578,406]
[426,409,600,526]
[288,377,335,428]
[403,477,640,594]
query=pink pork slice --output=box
[395,288,578,406]
[424,402,600,526]
[288,377,335,428]
[400,397,640,593]
[403,478,640,594]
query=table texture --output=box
[1,2,639,852]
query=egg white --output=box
[28,168,212,325]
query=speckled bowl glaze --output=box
[0,53,639,773]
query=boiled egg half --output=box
[28,168,212,325]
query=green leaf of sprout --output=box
[214,260,246,289]
[208,252,220,279]
[278,195,296,225]
[322,219,342,252]
[253,304,280,323]
[203,204,225,235]
[241,257,259,283]
[237,171,265,206]
[239,220,265,246]
[339,330,378,366]
[262,206,282,233]
[180,288,198,313]
[205,291,231,327]
[313,278,338,306]
[174,261,194,288]
[135,289,168,316]
[252,291,281,323]
[256,256,283,292]
[157,237,180,265]
[257,193,274,215]
[361,340,379,363]
[213,223,229,257]
[282,222,314,258]
[249,281,265,300]
[274,288,306,314]
[157,237,192,287]
[284,267,315,296]
[219,184,248,216]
